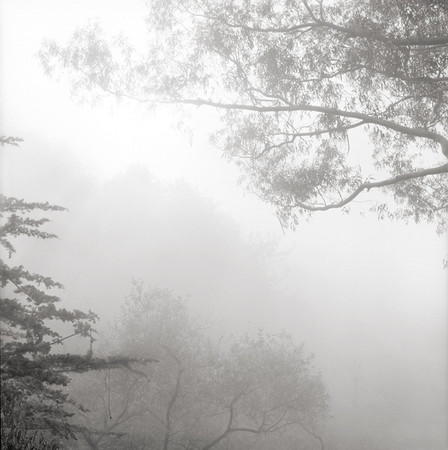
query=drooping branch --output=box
[288,163,448,212]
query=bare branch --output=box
[163,366,183,450]
[297,422,326,450]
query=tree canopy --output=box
[41,0,448,231]
[67,283,328,450]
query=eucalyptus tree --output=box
[41,0,448,231]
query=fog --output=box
[1,1,447,449]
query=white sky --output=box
[1,1,447,447]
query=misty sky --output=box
[1,1,447,448]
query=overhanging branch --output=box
[160,98,448,158]
[290,163,448,212]
[92,83,448,158]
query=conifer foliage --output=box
[0,136,98,448]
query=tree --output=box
[68,282,328,450]
[0,192,93,447]
[65,283,206,450]
[198,330,328,450]
[0,137,153,448]
[40,0,448,231]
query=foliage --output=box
[69,282,328,450]
[0,141,159,449]
[40,0,448,231]
[0,136,23,147]
[0,137,103,446]
[0,191,98,448]
[1,385,60,450]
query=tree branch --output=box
[193,0,448,48]
[90,80,448,158]
[153,98,448,157]
[297,422,325,450]
[201,392,246,450]
[163,366,183,450]
[289,164,448,212]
